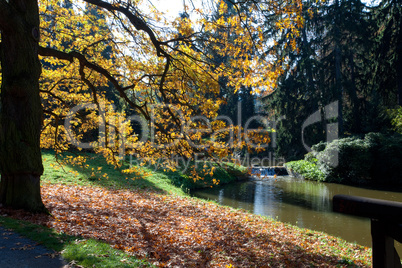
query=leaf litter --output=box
[1,184,371,267]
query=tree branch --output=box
[82,0,168,58]
[38,46,150,119]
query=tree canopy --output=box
[0,0,303,211]
[38,0,304,162]
[264,0,402,161]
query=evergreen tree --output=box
[263,0,381,160]
[263,0,325,160]
[372,0,402,106]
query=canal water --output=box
[191,173,402,254]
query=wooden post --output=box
[333,195,402,268]
[371,219,401,268]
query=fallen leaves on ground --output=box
[1,184,371,267]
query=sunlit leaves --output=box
[35,0,305,179]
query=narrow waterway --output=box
[191,174,402,254]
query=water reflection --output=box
[191,175,402,254]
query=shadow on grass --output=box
[0,216,154,268]
[155,160,249,192]
[41,150,167,194]
[41,150,248,195]
[0,215,74,252]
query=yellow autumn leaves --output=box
[37,0,303,178]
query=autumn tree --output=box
[210,0,257,129]
[0,0,302,212]
[0,0,45,211]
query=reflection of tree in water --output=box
[193,175,402,248]
[277,179,331,212]
[194,176,332,212]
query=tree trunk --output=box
[397,10,402,106]
[334,0,343,137]
[0,0,45,212]
[349,54,361,133]
[0,175,43,211]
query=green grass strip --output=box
[0,216,154,268]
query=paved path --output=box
[0,226,68,268]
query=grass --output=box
[160,160,248,191]
[32,150,248,267]
[0,150,372,267]
[41,150,248,195]
[41,151,167,193]
[0,150,246,267]
[62,239,154,267]
[0,215,154,267]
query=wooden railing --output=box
[333,194,402,268]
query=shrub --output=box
[315,138,372,184]
[365,132,402,184]
[311,141,327,153]
[390,106,402,134]
[285,159,325,181]
[310,133,402,185]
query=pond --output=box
[191,172,402,254]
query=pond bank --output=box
[285,166,305,179]
[2,183,372,267]
[0,151,373,267]
[191,173,402,256]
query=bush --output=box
[285,159,325,181]
[365,132,402,184]
[390,106,402,134]
[286,133,402,185]
[311,141,327,153]
[311,133,402,185]
[315,138,372,183]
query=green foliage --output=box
[390,106,402,134]
[371,0,402,106]
[285,159,325,181]
[365,132,402,184]
[311,142,327,153]
[264,0,401,160]
[163,161,248,192]
[293,133,402,184]
[315,138,372,183]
